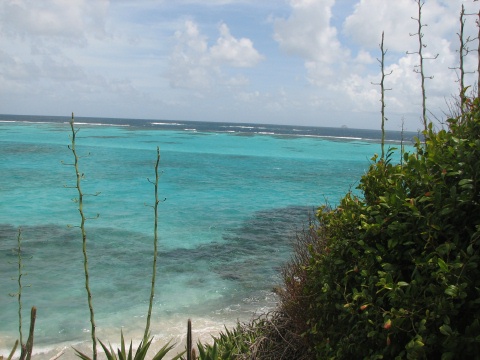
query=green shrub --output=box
[201,313,310,360]
[292,97,480,359]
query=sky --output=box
[1,0,479,131]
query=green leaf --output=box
[467,243,474,256]
[441,352,456,360]
[127,341,133,360]
[169,351,186,360]
[458,178,473,187]
[134,339,152,360]
[73,347,93,360]
[7,340,19,360]
[415,339,425,347]
[120,331,127,359]
[151,341,177,360]
[440,324,453,336]
[445,285,458,297]
[97,339,116,360]
[438,258,448,272]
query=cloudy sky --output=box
[1,0,479,131]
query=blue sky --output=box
[1,0,479,130]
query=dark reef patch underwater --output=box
[0,206,311,345]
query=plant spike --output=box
[16,228,24,347]
[415,0,428,131]
[144,146,162,343]
[407,0,438,133]
[8,227,34,358]
[187,319,192,360]
[477,8,480,98]
[68,112,97,360]
[19,307,36,360]
[460,5,467,111]
[449,5,477,114]
[400,117,405,166]
[371,31,392,159]
[452,5,480,101]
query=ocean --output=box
[0,114,416,359]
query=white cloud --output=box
[273,0,350,84]
[224,74,250,87]
[210,23,264,67]
[343,0,417,52]
[168,20,215,89]
[0,0,158,120]
[354,49,375,65]
[168,20,263,89]
[237,90,261,102]
[0,50,40,82]
[342,0,475,54]
[0,0,112,92]
[274,0,347,61]
[0,0,109,43]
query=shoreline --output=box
[2,315,243,360]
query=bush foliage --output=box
[278,97,480,359]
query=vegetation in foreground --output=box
[202,95,480,359]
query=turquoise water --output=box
[0,119,403,358]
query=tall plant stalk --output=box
[477,9,480,97]
[187,319,192,360]
[144,146,161,343]
[451,5,477,113]
[372,31,392,160]
[459,5,467,111]
[416,0,427,130]
[22,307,36,360]
[448,5,477,116]
[407,0,438,133]
[9,228,36,360]
[15,228,25,348]
[67,113,97,360]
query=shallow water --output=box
[0,117,410,358]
